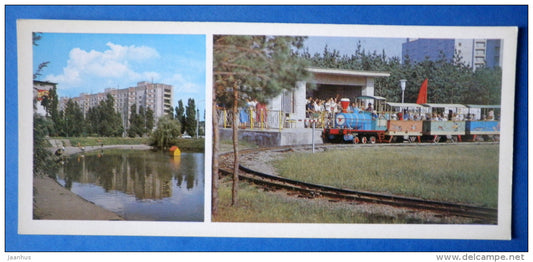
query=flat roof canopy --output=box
[423,103,467,108]
[306,67,390,78]
[466,104,501,109]
[357,95,387,100]
[386,102,427,108]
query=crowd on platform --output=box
[238,98,268,129]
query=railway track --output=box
[218,143,498,224]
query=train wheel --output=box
[369,136,377,144]
[433,136,441,143]
[353,137,360,144]
[361,137,368,144]
[409,136,417,143]
[451,136,458,143]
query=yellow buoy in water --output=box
[169,145,181,156]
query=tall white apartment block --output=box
[59,81,173,130]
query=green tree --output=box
[33,113,59,177]
[32,32,57,177]
[213,35,311,206]
[168,106,175,120]
[469,66,502,105]
[86,107,98,135]
[184,98,197,137]
[138,105,146,136]
[88,94,123,136]
[145,107,155,134]
[150,115,181,150]
[175,100,185,134]
[127,104,139,137]
[127,104,146,137]
[39,86,60,135]
[63,99,85,136]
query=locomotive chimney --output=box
[340,98,350,113]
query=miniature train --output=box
[322,96,500,144]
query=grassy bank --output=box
[60,136,149,146]
[272,144,499,208]
[170,138,205,152]
[54,136,205,152]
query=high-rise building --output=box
[402,38,502,70]
[59,81,173,130]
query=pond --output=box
[56,149,204,221]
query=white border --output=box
[18,19,517,239]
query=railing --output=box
[216,109,331,130]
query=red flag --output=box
[416,79,428,104]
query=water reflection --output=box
[56,150,204,221]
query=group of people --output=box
[306,96,377,115]
[305,96,376,127]
[392,109,497,122]
[238,98,268,129]
[305,96,499,128]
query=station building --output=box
[219,67,390,146]
[268,67,390,128]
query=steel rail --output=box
[218,143,498,224]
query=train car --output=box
[384,102,427,143]
[421,103,467,143]
[322,96,387,143]
[464,105,501,141]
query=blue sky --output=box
[32,33,404,121]
[304,36,406,58]
[33,33,206,119]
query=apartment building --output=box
[59,81,173,130]
[402,38,502,70]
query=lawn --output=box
[272,144,499,208]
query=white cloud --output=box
[44,43,160,90]
[165,73,203,95]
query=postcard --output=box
[18,19,517,240]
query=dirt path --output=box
[33,175,123,220]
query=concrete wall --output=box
[220,129,282,147]
[219,128,323,147]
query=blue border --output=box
[5,5,528,252]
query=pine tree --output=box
[213,35,311,206]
